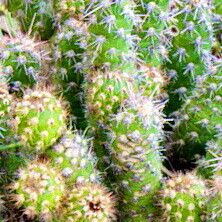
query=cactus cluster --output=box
[0,0,222,221]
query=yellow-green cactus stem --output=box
[135,0,169,67]
[7,0,55,40]
[85,0,137,72]
[0,35,42,87]
[165,0,213,114]
[47,130,100,185]
[12,89,67,152]
[9,159,65,221]
[109,94,164,220]
[160,172,206,222]
[58,182,117,222]
[206,175,222,222]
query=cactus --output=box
[169,63,222,160]
[0,35,43,87]
[7,0,55,40]
[53,17,88,129]
[58,182,117,222]
[206,175,222,221]
[12,89,67,152]
[85,0,136,72]
[47,130,100,185]
[160,172,206,222]
[164,0,213,114]
[135,0,169,67]
[109,94,164,220]
[9,159,65,221]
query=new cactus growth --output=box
[58,182,117,222]
[165,0,213,114]
[206,176,222,221]
[0,35,42,86]
[160,172,206,222]
[9,159,65,221]
[47,130,99,185]
[12,89,66,152]
[109,94,164,220]
[7,0,55,40]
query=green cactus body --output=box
[0,36,42,86]
[165,0,213,114]
[171,66,222,160]
[0,80,12,143]
[58,183,117,222]
[135,0,169,67]
[206,176,222,222]
[10,159,65,221]
[85,0,136,72]
[53,18,88,129]
[109,94,164,220]
[13,89,66,152]
[47,131,99,185]
[160,172,206,222]
[7,0,55,40]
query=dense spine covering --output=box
[0,35,42,87]
[135,0,169,67]
[7,0,55,40]
[170,63,222,160]
[109,94,164,220]
[9,159,65,221]
[12,89,66,152]
[58,183,117,222]
[47,130,100,185]
[165,0,213,114]
[160,172,206,222]
[85,0,136,72]
[53,17,88,129]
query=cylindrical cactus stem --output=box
[0,77,12,143]
[206,175,222,221]
[164,0,213,114]
[58,182,117,222]
[9,159,65,221]
[12,88,67,152]
[85,0,137,72]
[169,64,222,161]
[85,70,133,174]
[134,0,169,67]
[53,17,88,129]
[109,93,165,220]
[0,35,43,87]
[47,130,100,185]
[7,0,55,40]
[160,172,206,222]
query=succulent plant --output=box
[160,172,206,222]
[7,0,55,40]
[109,93,164,220]
[9,159,65,221]
[47,130,100,185]
[12,89,67,152]
[58,182,117,222]
[0,35,43,87]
